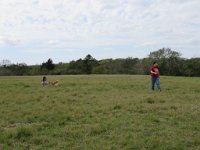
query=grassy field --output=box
[0,75,199,150]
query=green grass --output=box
[0,75,199,150]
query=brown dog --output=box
[48,80,59,86]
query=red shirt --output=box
[150,66,160,77]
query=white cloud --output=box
[0,0,200,63]
[0,36,21,46]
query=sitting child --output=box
[41,76,48,86]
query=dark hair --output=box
[153,61,157,65]
[42,76,46,82]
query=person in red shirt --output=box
[150,61,161,91]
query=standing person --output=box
[150,62,161,92]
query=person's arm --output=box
[151,70,157,74]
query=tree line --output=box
[0,48,200,76]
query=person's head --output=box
[153,61,158,67]
[43,76,46,81]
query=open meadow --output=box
[0,75,199,150]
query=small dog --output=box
[48,80,59,86]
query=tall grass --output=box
[0,75,199,149]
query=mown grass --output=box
[0,75,199,150]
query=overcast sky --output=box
[0,0,200,65]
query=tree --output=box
[122,58,139,74]
[0,59,11,67]
[148,48,182,76]
[3,63,28,76]
[184,58,200,76]
[82,54,99,74]
[149,48,181,60]
[41,58,55,70]
[67,59,84,74]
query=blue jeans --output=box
[151,77,161,91]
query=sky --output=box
[0,0,200,65]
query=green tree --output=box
[149,48,181,60]
[82,54,99,74]
[122,58,139,74]
[0,59,11,67]
[148,48,182,76]
[184,58,200,76]
[41,58,55,70]
[68,59,84,74]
